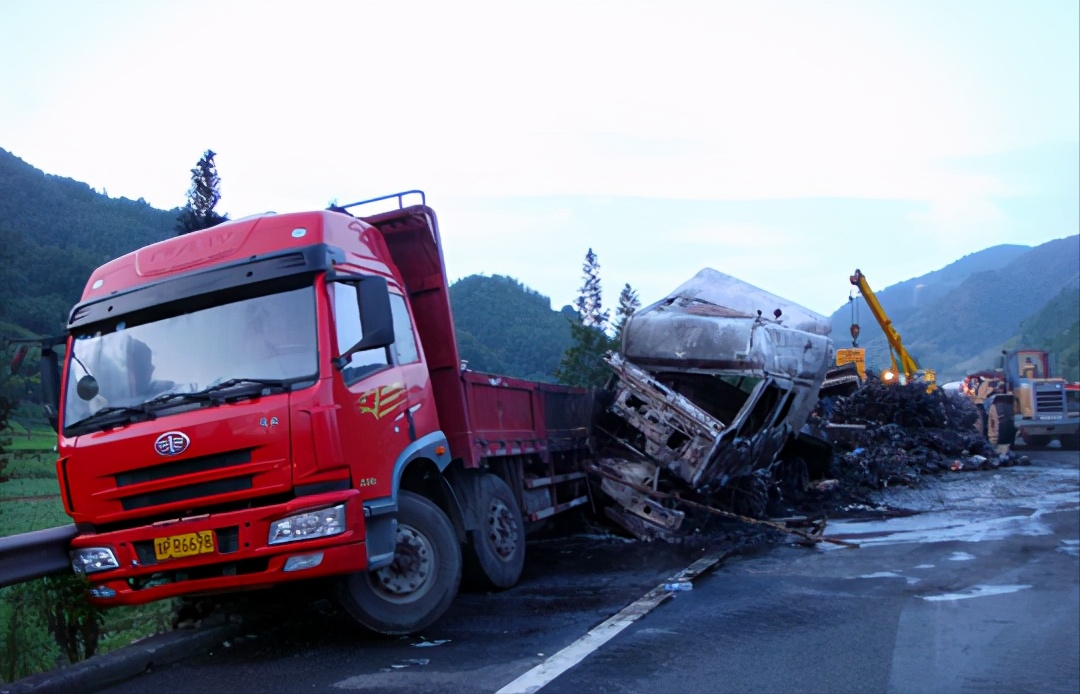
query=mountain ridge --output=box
[3,145,1077,382]
[830,235,1080,381]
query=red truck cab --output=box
[43,192,593,634]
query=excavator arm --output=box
[850,269,935,389]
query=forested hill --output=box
[0,148,178,334]
[4,147,1075,384]
[448,274,575,382]
[0,148,576,381]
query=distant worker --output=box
[1022,357,1040,379]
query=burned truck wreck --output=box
[592,269,836,541]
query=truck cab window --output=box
[334,284,389,383]
[62,286,318,432]
[389,294,420,365]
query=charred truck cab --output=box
[45,192,593,634]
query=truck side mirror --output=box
[357,276,395,349]
[40,338,64,433]
[334,276,395,369]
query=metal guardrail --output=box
[0,524,76,589]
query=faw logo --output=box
[155,431,190,456]
[357,383,406,419]
[136,227,247,276]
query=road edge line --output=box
[494,550,731,694]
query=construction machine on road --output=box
[962,349,1080,448]
[841,269,936,391]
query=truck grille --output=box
[120,476,253,511]
[128,558,270,590]
[1035,389,1065,414]
[115,449,252,487]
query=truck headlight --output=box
[268,504,346,545]
[71,547,120,575]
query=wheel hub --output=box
[486,497,519,561]
[373,524,433,596]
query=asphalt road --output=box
[86,449,1080,694]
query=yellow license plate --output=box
[154,530,215,561]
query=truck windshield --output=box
[63,286,317,431]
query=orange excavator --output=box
[843,269,936,391]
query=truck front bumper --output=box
[1018,415,1080,437]
[71,489,368,606]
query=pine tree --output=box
[573,248,609,328]
[613,283,641,340]
[175,150,228,235]
[554,249,615,387]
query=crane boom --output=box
[849,269,935,389]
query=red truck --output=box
[39,191,593,634]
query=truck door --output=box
[331,281,408,498]
[330,283,433,499]
[386,293,438,443]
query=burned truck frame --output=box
[594,269,835,540]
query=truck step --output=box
[524,471,587,489]
[528,495,588,521]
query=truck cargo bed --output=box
[455,370,593,466]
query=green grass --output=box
[0,448,179,683]
[1,453,55,480]
[0,451,66,536]
[5,429,56,451]
[0,497,68,536]
[0,584,178,683]
[0,477,61,500]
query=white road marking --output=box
[494,552,728,694]
[920,584,1031,602]
[1057,539,1079,557]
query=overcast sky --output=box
[2,0,1077,317]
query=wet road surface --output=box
[95,450,1079,694]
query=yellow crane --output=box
[846,269,936,390]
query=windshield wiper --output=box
[67,404,155,432]
[169,377,291,406]
[152,378,289,405]
[68,379,292,433]
[203,377,289,396]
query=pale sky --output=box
[2,0,1077,318]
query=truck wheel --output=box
[987,400,1016,446]
[1024,435,1051,448]
[464,474,526,590]
[336,491,461,635]
[717,475,768,518]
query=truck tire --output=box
[336,491,461,635]
[463,473,526,591]
[1023,434,1051,448]
[987,400,1016,446]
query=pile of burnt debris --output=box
[581,268,1030,545]
[820,379,1029,491]
[588,378,1032,545]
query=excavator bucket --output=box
[835,347,866,380]
[820,361,862,399]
